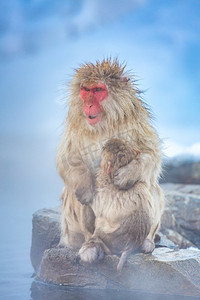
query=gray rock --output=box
[161,160,200,184]
[36,247,119,289]
[36,246,200,297]
[30,183,200,296]
[31,207,61,271]
[30,210,175,272]
[161,183,200,195]
[155,232,177,249]
[161,184,200,248]
[161,229,197,249]
[30,184,200,272]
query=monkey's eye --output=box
[81,86,90,92]
[94,87,103,92]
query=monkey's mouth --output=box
[86,114,101,125]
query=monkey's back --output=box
[92,182,153,254]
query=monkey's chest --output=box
[80,141,102,174]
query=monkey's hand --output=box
[75,184,93,205]
[114,159,140,190]
[74,169,94,205]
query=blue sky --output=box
[0,0,200,158]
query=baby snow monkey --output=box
[79,138,156,271]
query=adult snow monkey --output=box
[56,58,164,261]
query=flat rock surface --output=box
[36,246,200,297]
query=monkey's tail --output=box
[117,249,132,272]
[117,208,152,271]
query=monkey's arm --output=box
[57,148,94,205]
[114,153,160,189]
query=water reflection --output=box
[31,281,197,300]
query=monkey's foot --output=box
[141,238,155,253]
[79,240,104,263]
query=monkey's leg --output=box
[79,205,95,242]
[141,220,160,253]
[59,220,85,249]
[79,215,114,263]
[59,190,94,249]
[142,184,164,253]
[141,221,160,253]
[60,206,85,249]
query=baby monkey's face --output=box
[101,138,140,180]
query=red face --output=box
[80,83,108,126]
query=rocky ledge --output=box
[161,159,200,184]
[31,184,200,297]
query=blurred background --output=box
[0,0,200,299]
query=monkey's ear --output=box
[136,149,141,156]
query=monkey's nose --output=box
[86,103,93,108]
